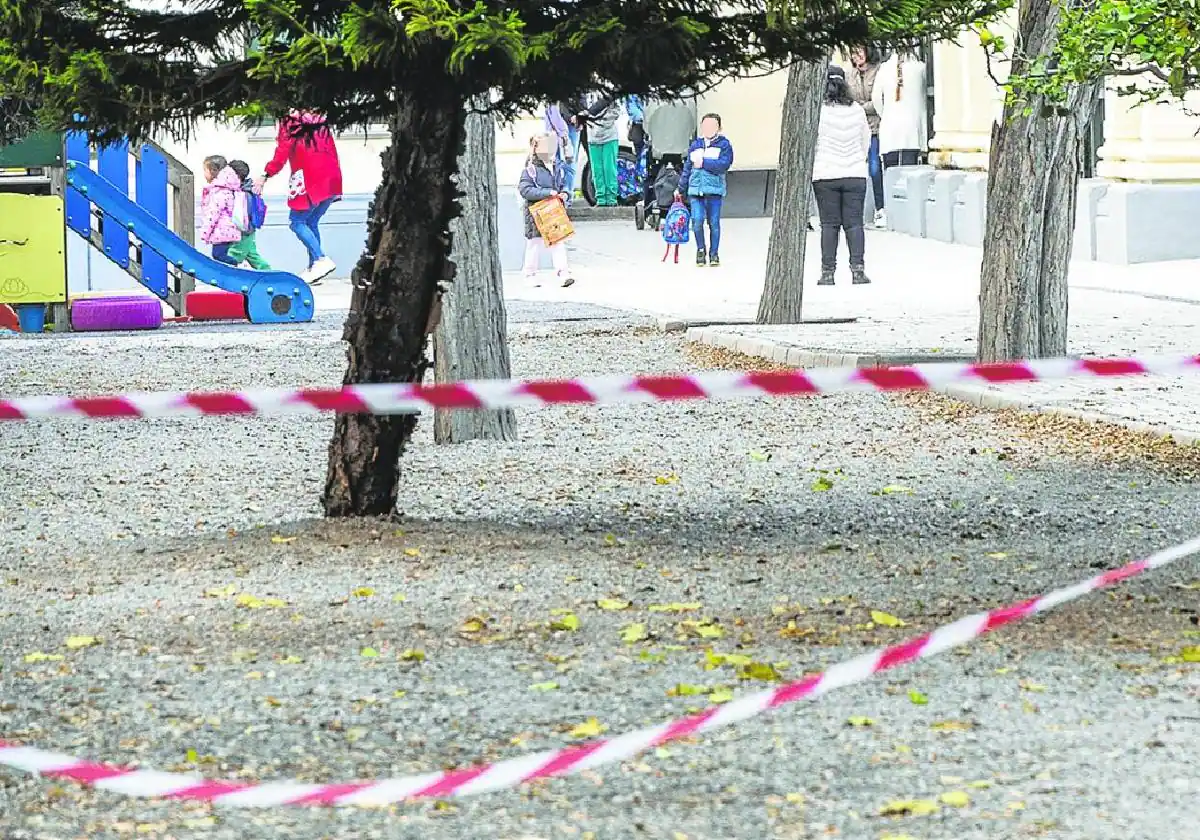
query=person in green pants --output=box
[584,93,621,206]
[227,159,272,270]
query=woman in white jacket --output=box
[872,46,928,169]
[811,65,872,286]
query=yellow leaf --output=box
[667,683,707,697]
[880,799,939,817]
[264,598,288,609]
[204,584,236,598]
[649,602,702,613]
[529,681,559,692]
[234,593,264,609]
[709,687,734,704]
[908,689,928,705]
[739,662,782,682]
[460,617,486,633]
[1179,646,1200,662]
[244,671,263,680]
[940,790,970,808]
[270,535,296,544]
[345,727,368,743]
[621,623,649,644]
[881,835,919,840]
[596,599,631,611]
[360,647,380,658]
[1019,679,1047,692]
[65,635,98,649]
[931,719,974,731]
[280,655,303,665]
[403,547,421,557]
[392,593,407,603]
[550,613,580,632]
[749,451,770,462]
[967,779,993,789]
[23,651,64,663]
[393,689,408,698]
[986,552,1008,559]
[811,476,834,492]
[846,716,875,727]
[870,610,906,628]
[654,473,679,485]
[185,748,199,763]
[264,695,283,707]
[784,792,805,804]
[400,648,425,661]
[879,485,915,495]
[353,587,376,598]
[569,718,607,739]
[1007,801,1025,811]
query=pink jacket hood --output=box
[200,165,245,246]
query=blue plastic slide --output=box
[64,161,314,324]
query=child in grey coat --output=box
[519,133,575,287]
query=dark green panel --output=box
[0,131,64,169]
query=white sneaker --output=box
[873,209,887,229]
[306,256,336,285]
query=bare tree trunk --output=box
[323,91,466,517]
[433,98,517,444]
[757,58,828,325]
[977,0,1099,362]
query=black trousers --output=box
[882,149,921,168]
[812,177,867,269]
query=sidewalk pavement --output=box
[505,219,1200,444]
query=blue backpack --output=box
[245,189,268,231]
[662,200,690,245]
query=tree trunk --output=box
[322,91,466,517]
[757,58,828,325]
[977,0,1099,362]
[433,98,517,444]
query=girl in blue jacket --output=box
[677,113,734,266]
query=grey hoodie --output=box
[584,93,621,145]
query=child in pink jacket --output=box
[200,154,244,265]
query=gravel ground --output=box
[1,306,1198,840]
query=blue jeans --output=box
[211,243,236,265]
[289,198,333,266]
[689,195,723,257]
[868,135,884,212]
[557,124,581,195]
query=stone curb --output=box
[685,327,1200,448]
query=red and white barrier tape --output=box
[1,354,1197,422]
[3,536,1198,807]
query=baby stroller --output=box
[633,97,697,230]
[637,163,680,231]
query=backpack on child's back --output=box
[232,186,268,234]
[661,199,690,263]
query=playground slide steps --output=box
[64,161,314,326]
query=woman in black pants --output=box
[810,66,873,285]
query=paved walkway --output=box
[506,219,1200,443]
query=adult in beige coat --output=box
[847,44,884,225]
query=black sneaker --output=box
[696,250,707,267]
[817,269,835,286]
[708,256,720,268]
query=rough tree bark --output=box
[757,58,828,325]
[977,0,1100,362]
[433,98,517,444]
[323,91,466,517]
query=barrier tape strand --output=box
[3,536,1198,806]
[1,354,1198,422]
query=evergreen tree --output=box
[1,0,1008,515]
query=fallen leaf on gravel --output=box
[681,619,724,639]
[667,684,708,697]
[705,650,753,669]
[649,602,702,613]
[785,792,804,804]
[460,617,487,633]
[654,473,679,485]
[353,587,376,598]
[403,548,421,557]
[880,799,939,817]
[204,585,236,598]
[345,727,368,743]
[986,552,1008,559]
[880,835,918,840]
[779,621,816,639]
[569,718,607,738]
[393,690,407,698]
[709,687,735,704]
[270,535,296,544]
[846,716,875,727]
[65,635,99,649]
[244,671,263,680]
[596,599,631,611]
[931,719,974,731]
[280,655,302,665]
[1007,801,1026,811]
[1180,646,1200,662]
[1019,679,1047,692]
[738,661,782,682]
[1172,581,1200,590]
[870,610,906,628]
[23,651,64,663]
[622,623,649,644]
[400,649,425,661]
[392,593,407,603]
[550,613,580,632]
[967,780,993,789]
[749,450,770,461]
[811,476,834,492]
[908,689,928,705]
[234,593,264,609]
[877,485,915,495]
[529,681,559,692]
[940,791,970,808]
[360,647,380,658]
